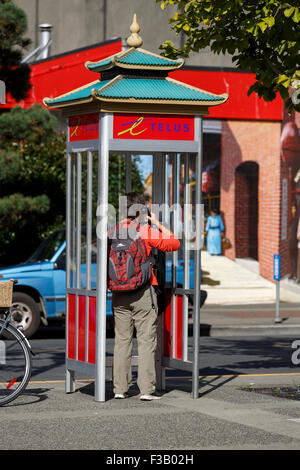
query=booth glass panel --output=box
[108,153,154,221]
[175,153,196,291]
[67,151,99,291]
[108,154,126,227]
[107,153,146,225]
[69,153,77,289]
[131,154,153,202]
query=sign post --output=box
[273,254,282,324]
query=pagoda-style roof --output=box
[85,48,183,72]
[44,75,228,108]
[43,15,228,114]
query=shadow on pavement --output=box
[1,388,50,407]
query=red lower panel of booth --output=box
[77,295,86,362]
[164,293,183,360]
[67,294,76,360]
[88,297,96,365]
[68,292,184,363]
[67,294,97,364]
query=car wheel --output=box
[10,292,41,338]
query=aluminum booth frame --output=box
[65,111,204,402]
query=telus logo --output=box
[117,116,190,137]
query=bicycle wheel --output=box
[0,319,32,406]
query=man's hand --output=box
[147,212,177,240]
[147,211,160,227]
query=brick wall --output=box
[220,119,283,282]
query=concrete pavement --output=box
[199,251,300,336]
[2,252,300,451]
[2,373,300,450]
[201,251,300,305]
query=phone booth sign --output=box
[44,16,228,402]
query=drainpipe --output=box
[36,24,53,60]
[22,23,53,63]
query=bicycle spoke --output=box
[0,321,32,405]
[6,378,17,389]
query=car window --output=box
[27,230,66,262]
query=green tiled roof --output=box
[98,77,226,102]
[116,50,182,67]
[44,75,227,107]
[44,75,228,107]
[86,48,183,73]
[44,80,111,105]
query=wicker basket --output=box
[0,279,14,308]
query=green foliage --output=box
[108,154,144,223]
[108,154,144,207]
[0,104,66,266]
[0,0,31,101]
[0,105,57,143]
[156,0,300,112]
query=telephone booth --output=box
[44,16,228,401]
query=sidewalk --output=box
[2,374,300,450]
[199,251,300,336]
[2,253,300,451]
[201,250,300,305]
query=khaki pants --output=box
[112,285,158,395]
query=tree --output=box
[0,0,31,101]
[156,0,300,112]
[108,154,144,223]
[0,105,66,265]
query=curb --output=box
[200,323,300,337]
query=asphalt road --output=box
[28,325,300,383]
[3,324,300,451]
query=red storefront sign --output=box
[113,114,195,140]
[69,113,99,142]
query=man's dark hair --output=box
[126,192,146,219]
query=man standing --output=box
[109,192,180,401]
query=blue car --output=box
[0,229,195,338]
[0,229,112,338]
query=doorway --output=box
[235,161,259,261]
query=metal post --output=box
[95,113,110,402]
[274,254,281,324]
[182,154,190,362]
[86,151,93,291]
[66,151,75,393]
[192,117,203,399]
[86,151,93,362]
[171,154,179,358]
[275,281,281,323]
[76,153,82,291]
[125,153,132,193]
[66,152,71,293]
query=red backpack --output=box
[107,220,152,292]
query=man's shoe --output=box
[114,393,128,399]
[140,394,161,401]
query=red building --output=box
[2,38,299,283]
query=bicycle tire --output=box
[0,319,32,406]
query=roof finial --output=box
[127,14,143,48]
